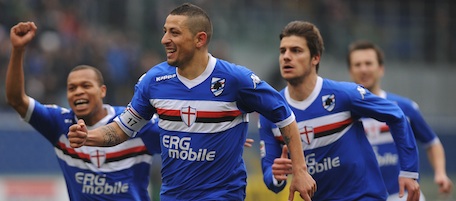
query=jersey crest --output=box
[322,94,335,112]
[211,77,225,96]
[181,106,197,127]
[300,126,314,145]
[90,150,106,168]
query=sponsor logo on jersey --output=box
[90,150,106,168]
[322,94,335,111]
[357,85,366,99]
[372,146,398,167]
[300,126,314,145]
[155,73,176,82]
[75,172,129,195]
[211,77,225,96]
[305,153,340,175]
[163,135,216,161]
[250,74,261,89]
[181,106,197,127]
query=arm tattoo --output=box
[281,126,292,146]
[102,125,122,146]
[283,135,291,147]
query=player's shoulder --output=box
[111,105,127,115]
[212,58,262,89]
[385,92,418,110]
[136,61,176,85]
[385,92,412,103]
[322,78,361,94]
[214,58,253,76]
[145,61,176,76]
[38,100,73,116]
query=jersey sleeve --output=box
[114,72,156,137]
[236,71,294,128]
[25,97,68,145]
[259,114,287,193]
[349,85,419,178]
[136,117,161,155]
[398,100,439,147]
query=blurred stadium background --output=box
[0,0,455,200]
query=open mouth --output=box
[74,99,89,108]
[166,49,176,57]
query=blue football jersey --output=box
[362,90,438,195]
[25,98,160,201]
[259,77,419,201]
[114,54,295,201]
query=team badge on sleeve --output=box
[211,77,225,96]
[250,74,261,89]
[322,94,335,112]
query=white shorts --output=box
[387,191,425,201]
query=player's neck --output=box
[368,85,383,96]
[177,51,209,80]
[287,74,317,101]
[84,107,108,126]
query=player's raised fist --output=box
[10,22,37,49]
[68,119,88,148]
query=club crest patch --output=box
[181,106,197,127]
[300,126,314,145]
[322,94,335,112]
[211,77,225,96]
[90,150,106,168]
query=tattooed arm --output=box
[279,121,316,201]
[68,119,129,148]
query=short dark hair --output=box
[70,65,104,86]
[170,3,213,44]
[347,40,384,67]
[280,21,324,71]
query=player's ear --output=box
[379,64,385,78]
[195,32,208,48]
[100,85,107,98]
[312,54,321,66]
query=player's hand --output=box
[435,173,453,194]
[272,145,293,181]
[68,119,88,148]
[244,138,254,148]
[289,163,316,201]
[10,22,37,49]
[399,177,420,201]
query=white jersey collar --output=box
[285,76,323,110]
[378,89,386,99]
[83,104,116,130]
[177,53,216,89]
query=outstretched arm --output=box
[280,121,316,201]
[5,22,37,117]
[426,143,453,194]
[68,119,130,148]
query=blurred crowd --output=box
[0,0,455,111]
